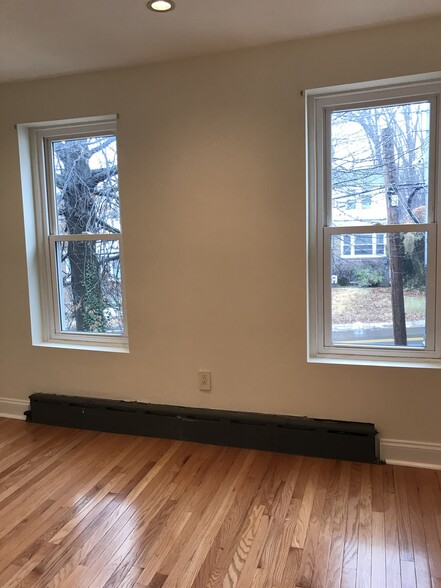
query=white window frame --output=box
[18,115,129,352]
[307,74,441,367]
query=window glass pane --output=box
[51,136,120,234]
[56,239,123,334]
[361,195,372,209]
[376,234,385,256]
[330,102,430,227]
[342,234,352,256]
[331,232,427,348]
[354,234,373,255]
[346,197,356,210]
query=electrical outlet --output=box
[198,370,211,391]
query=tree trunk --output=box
[382,127,407,346]
[68,240,105,333]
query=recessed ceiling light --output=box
[147,0,175,12]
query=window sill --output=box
[33,341,129,353]
[308,355,441,369]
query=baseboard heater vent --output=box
[27,393,378,463]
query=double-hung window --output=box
[307,76,441,365]
[18,116,128,351]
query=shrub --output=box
[338,276,350,286]
[354,268,384,287]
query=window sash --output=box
[43,130,118,238]
[47,234,127,339]
[322,223,437,357]
[323,93,438,228]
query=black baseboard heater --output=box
[27,393,378,463]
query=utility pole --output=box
[382,126,407,346]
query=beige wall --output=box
[1,17,441,442]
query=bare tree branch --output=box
[88,166,118,189]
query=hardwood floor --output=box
[0,418,440,587]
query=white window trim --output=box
[306,74,441,367]
[18,115,129,352]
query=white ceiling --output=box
[1,0,440,83]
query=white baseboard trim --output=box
[0,397,29,420]
[380,438,441,470]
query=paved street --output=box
[332,324,425,347]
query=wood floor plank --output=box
[5,448,163,586]
[33,442,186,588]
[371,511,386,587]
[419,484,441,583]
[0,428,81,501]
[291,458,321,549]
[220,504,266,587]
[394,466,415,563]
[91,445,206,588]
[235,514,270,588]
[0,430,100,530]
[161,450,257,588]
[0,418,441,588]
[87,499,179,588]
[403,467,431,587]
[356,463,372,588]
[280,546,302,586]
[436,471,441,491]
[261,495,302,587]
[384,490,402,588]
[191,451,273,588]
[372,464,384,513]
[0,443,118,575]
[258,455,302,575]
[157,446,241,578]
[310,460,340,588]
[341,567,357,588]
[0,433,143,571]
[296,459,333,587]
[342,462,363,577]
[400,560,417,588]
[324,460,351,587]
[0,427,62,479]
[384,464,396,494]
